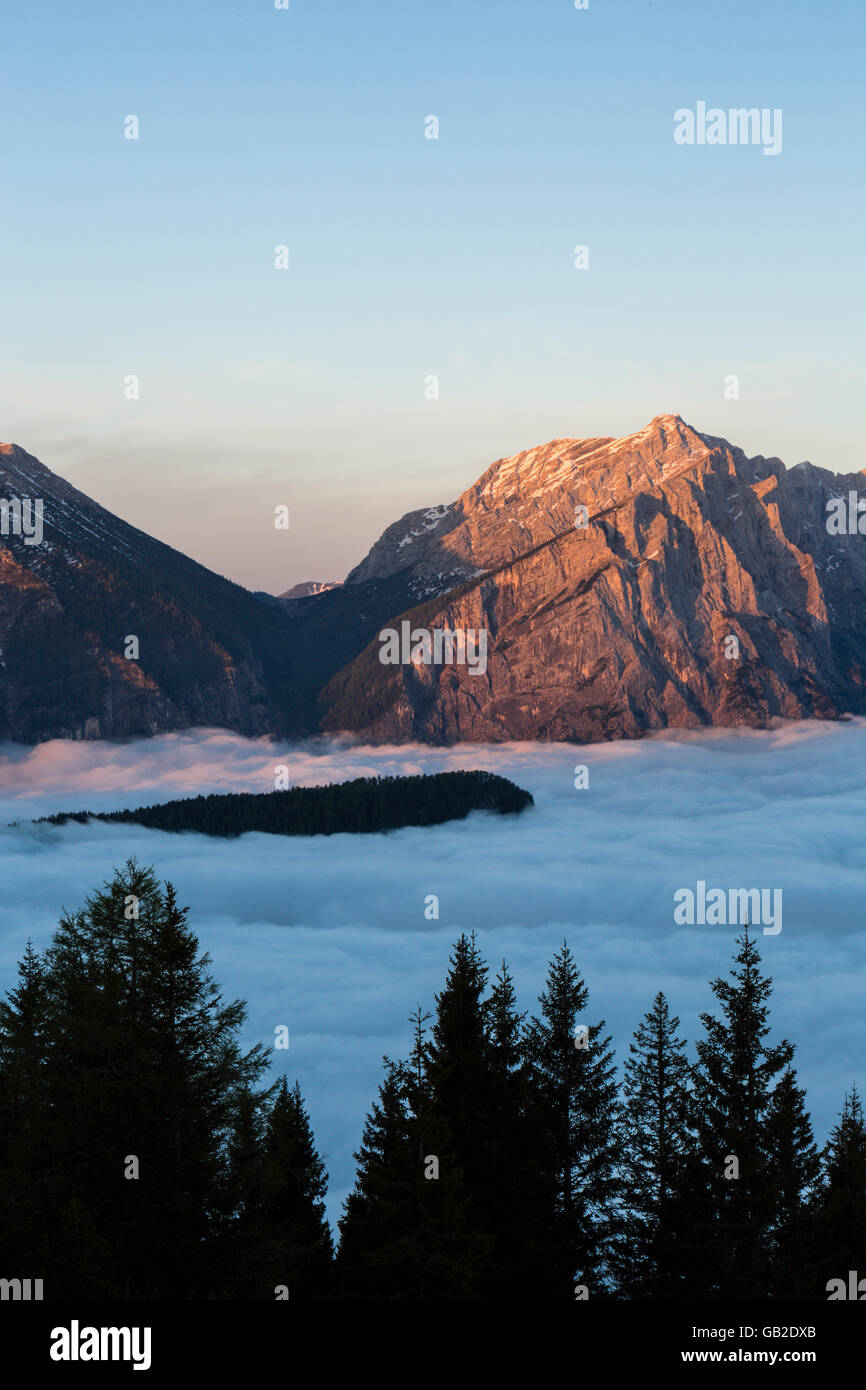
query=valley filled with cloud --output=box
[1,721,863,1226]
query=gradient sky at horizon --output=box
[1,0,863,592]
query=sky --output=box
[1,0,864,592]
[2,720,866,1229]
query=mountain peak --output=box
[324,417,866,744]
[624,412,700,446]
[346,414,720,592]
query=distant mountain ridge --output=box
[3,416,866,744]
[0,442,304,740]
[278,580,343,602]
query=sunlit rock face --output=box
[4,416,866,744]
[323,415,866,743]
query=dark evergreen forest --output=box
[35,770,533,838]
[0,861,862,1300]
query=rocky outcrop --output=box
[322,416,866,742]
[344,415,714,600]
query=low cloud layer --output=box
[1,720,865,1227]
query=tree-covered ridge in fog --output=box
[35,770,534,838]
[1,861,863,1300]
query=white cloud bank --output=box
[1,719,865,1228]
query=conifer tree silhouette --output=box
[613,992,693,1297]
[524,943,619,1296]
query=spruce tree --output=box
[613,992,694,1297]
[259,1078,334,1298]
[481,962,559,1297]
[340,941,558,1302]
[524,942,620,1296]
[4,859,271,1297]
[764,1067,820,1297]
[117,874,270,1296]
[814,1086,866,1295]
[337,1056,481,1298]
[337,1061,418,1297]
[0,941,51,1276]
[676,929,795,1298]
[424,935,557,1297]
[211,1083,271,1297]
[422,934,499,1287]
[486,961,524,1070]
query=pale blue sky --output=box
[1,0,863,590]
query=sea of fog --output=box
[1,720,866,1230]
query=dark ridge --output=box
[35,769,534,838]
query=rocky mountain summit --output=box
[347,415,706,597]
[3,416,866,744]
[322,415,866,742]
